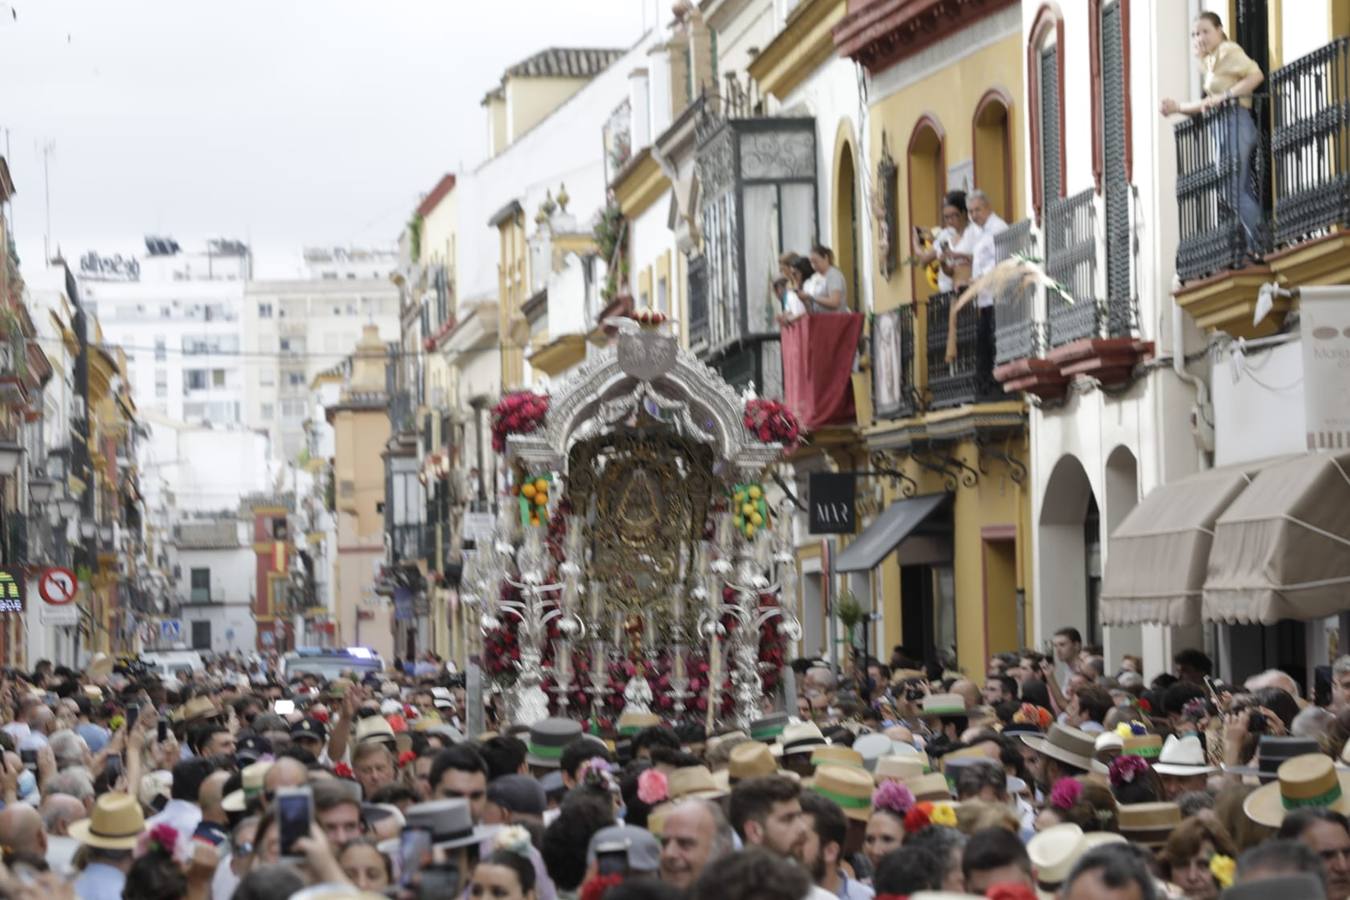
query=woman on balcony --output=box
[1160,12,1265,254]
[805,244,849,312]
[912,190,980,294]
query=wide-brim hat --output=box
[1245,753,1350,827]
[404,799,492,849]
[1153,734,1217,777]
[176,695,219,723]
[1224,736,1320,781]
[69,792,146,850]
[1122,734,1163,759]
[749,713,791,743]
[875,753,928,784]
[354,715,397,747]
[774,721,829,758]
[1020,723,1096,772]
[921,694,969,718]
[904,772,952,802]
[526,717,583,768]
[706,730,749,755]
[88,653,114,681]
[1117,802,1182,847]
[668,765,726,801]
[617,711,662,737]
[811,746,865,770]
[853,733,894,771]
[223,761,273,813]
[809,764,875,821]
[1028,823,1087,886]
[729,742,780,781]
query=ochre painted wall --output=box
[867,31,1026,316]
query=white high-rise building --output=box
[243,247,400,462]
[78,238,250,427]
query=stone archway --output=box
[1103,445,1142,667]
[1037,454,1097,647]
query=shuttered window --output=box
[1102,1,1132,332]
[1039,45,1061,201]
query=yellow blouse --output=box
[1203,41,1262,108]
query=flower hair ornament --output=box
[872,780,915,817]
[637,768,669,806]
[1209,854,1236,888]
[1114,721,1148,738]
[1049,777,1083,811]
[1108,754,1151,788]
[579,758,620,797]
[580,874,625,900]
[138,823,186,862]
[493,825,533,858]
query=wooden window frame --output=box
[1027,4,1066,224]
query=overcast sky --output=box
[0,1,649,276]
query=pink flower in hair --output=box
[1049,777,1083,811]
[637,768,669,805]
[872,779,916,816]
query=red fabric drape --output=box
[781,313,864,430]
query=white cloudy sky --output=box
[0,0,650,275]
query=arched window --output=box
[972,89,1013,221]
[1027,5,1065,223]
[906,116,946,300]
[834,140,860,310]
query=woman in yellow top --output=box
[1160,12,1266,255]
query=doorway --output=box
[191,620,211,651]
[899,564,957,670]
[983,530,1019,658]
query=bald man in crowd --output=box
[40,794,85,876]
[0,803,47,860]
[196,770,233,846]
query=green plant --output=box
[407,212,424,262]
[836,590,867,636]
[592,194,627,303]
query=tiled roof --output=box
[505,47,624,79]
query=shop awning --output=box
[834,493,948,573]
[1202,451,1350,624]
[1100,458,1290,626]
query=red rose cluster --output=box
[743,398,803,451]
[491,391,549,453]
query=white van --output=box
[281,647,385,682]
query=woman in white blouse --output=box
[912,190,981,293]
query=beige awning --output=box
[1202,451,1350,624]
[1100,458,1291,626]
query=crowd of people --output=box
[0,630,1341,900]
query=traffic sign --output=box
[39,568,78,605]
[160,619,182,641]
[40,603,79,627]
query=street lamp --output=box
[57,497,79,519]
[79,519,97,540]
[98,525,114,545]
[28,477,56,505]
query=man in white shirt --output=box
[968,190,1009,309]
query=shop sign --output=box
[809,472,856,535]
[1302,287,1350,451]
[0,568,24,613]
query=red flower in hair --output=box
[333,762,353,778]
[580,873,625,900]
[398,749,417,768]
[903,802,933,834]
[310,710,330,724]
[986,884,1039,900]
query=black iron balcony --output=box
[687,255,709,348]
[992,220,1041,366]
[871,304,918,421]
[1045,188,1106,347]
[1174,96,1270,282]
[388,524,422,565]
[925,291,1000,410]
[1271,37,1350,248]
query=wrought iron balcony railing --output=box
[1045,188,1107,347]
[925,291,1000,410]
[1174,96,1270,282]
[388,523,422,565]
[992,220,1040,366]
[1270,37,1350,247]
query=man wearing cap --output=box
[800,792,875,900]
[70,793,145,900]
[290,717,329,762]
[482,773,547,827]
[659,800,735,890]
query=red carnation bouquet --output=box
[743,398,803,451]
[491,391,550,453]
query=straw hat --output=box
[69,792,146,850]
[1245,754,1350,827]
[1122,734,1163,759]
[1020,723,1096,772]
[1153,734,1217,777]
[87,653,114,681]
[1117,802,1182,847]
[875,754,928,784]
[904,772,953,802]
[774,721,830,758]
[1028,825,1127,886]
[706,730,749,755]
[617,711,662,737]
[176,695,218,723]
[921,694,968,718]
[809,764,875,822]
[668,765,726,801]
[729,742,780,781]
[811,746,865,770]
[223,761,274,813]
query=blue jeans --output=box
[1216,105,1263,251]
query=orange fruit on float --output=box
[534,478,548,493]
[536,492,548,507]
[522,484,537,500]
